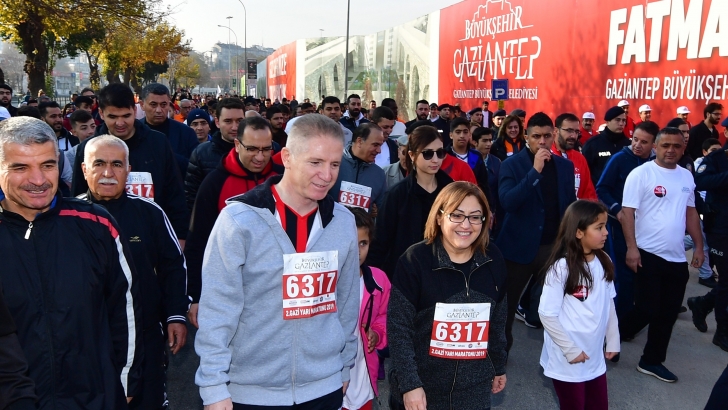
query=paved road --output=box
[168,261,726,409]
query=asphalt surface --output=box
[168,257,726,409]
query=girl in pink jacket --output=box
[344,207,391,410]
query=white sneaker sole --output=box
[636,365,677,383]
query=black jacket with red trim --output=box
[184,149,284,302]
[80,191,190,330]
[0,193,143,409]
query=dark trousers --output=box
[128,329,168,410]
[620,249,688,365]
[233,389,343,410]
[552,373,608,410]
[706,233,728,333]
[504,244,552,351]
[705,364,728,410]
[606,219,635,319]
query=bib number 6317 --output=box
[285,272,337,298]
[434,321,488,342]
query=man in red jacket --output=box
[184,116,284,326]
[579,112,598,144]
[551,113,597,200]
[618,100,636,138]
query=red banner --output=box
[267,40,297,102]
[439,0,728,128]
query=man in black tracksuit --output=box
[71,83,189,244]
[185,98,245,211]
[0,281,36,410]
[690,148,728,351]
[0,116,143,409]
[79,135,190,409]
[139,83,199,179]
[582,106,631,186]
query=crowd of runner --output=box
[0,80,726,410]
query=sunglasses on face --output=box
[419,149,446,160]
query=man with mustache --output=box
[0,84,17,117]
[39,101,79,152]
[0,117,143,408]
[551,113,597,200]
[79,134,189,410]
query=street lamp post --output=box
[344,0,350,100]
[235,0,248,96]
[218,23,238,95]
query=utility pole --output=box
[343,0,351,100]
[226,16,233,93]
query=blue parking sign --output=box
[492,79,509,101]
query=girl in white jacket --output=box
[539,200,620,410]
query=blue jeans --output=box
[684,219,712,279]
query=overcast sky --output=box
[162,0,463,53]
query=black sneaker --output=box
[636,360,678,382]
[688,297,709,333]
[515,306,526,322]
[713,333,728,352]
[699,277,718,288]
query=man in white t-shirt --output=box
[619,127,705,383]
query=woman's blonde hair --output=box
[424,181,491,254]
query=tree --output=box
[167,55,200,90]
[0,0,156,95]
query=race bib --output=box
[338,181,372,209]
[126,172,155,200]
[282,251,338,320]
[430,303,491,360]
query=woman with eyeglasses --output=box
[491,114,525,161]
[368,125,454,279]
[388,182,508,410]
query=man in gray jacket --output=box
[195,114,360,410]
[329,123,387,213]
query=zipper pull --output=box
[24,222,33,239]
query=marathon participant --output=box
[618,100,636,137]
[371,106,399,167]
[321,96,353,145]
[496,112,576,348]
[79,135,190,409]
[472,127,501,230]
[431,103,452,146]
[620,127,704,382]
[666,117,691,146]
[195,114,360,409]
[468,107,484,126]
[582,106,631,186]
[492,109,506,135]
[388,182,507,410]
[579,112,598,144]
[510,109,526,125]
[71,83,189,245]
[266,105,288,147]
[676,106,692,128]
[380,98,406,136]
[690,144,728,352]
[0,117,143,408]
[139,84,199,178]
[368,124,453,279]
[551,113,597,200]
[0,84,17,117]
[64,109,97,168]
[342,207,390,410]
[446,117,492,207]
[62,96,94,130]
[637,105,652,126]
[185,98,245,210]
[39,101,79,151]
[595,121,656,325]
[491,114,525,161]
[187,108,212,143]
[330,123,387,214]
[382,135,408,189]
[207,101,219,135]
[482,100,494,127]
[341,94,369,132]
[175,99,193,123]
[428,103,439,121]
[185,117,284,327]
[687,102,722,160]
[300,102,315,115]
[405,99,430,130]
[0,280,36,410]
